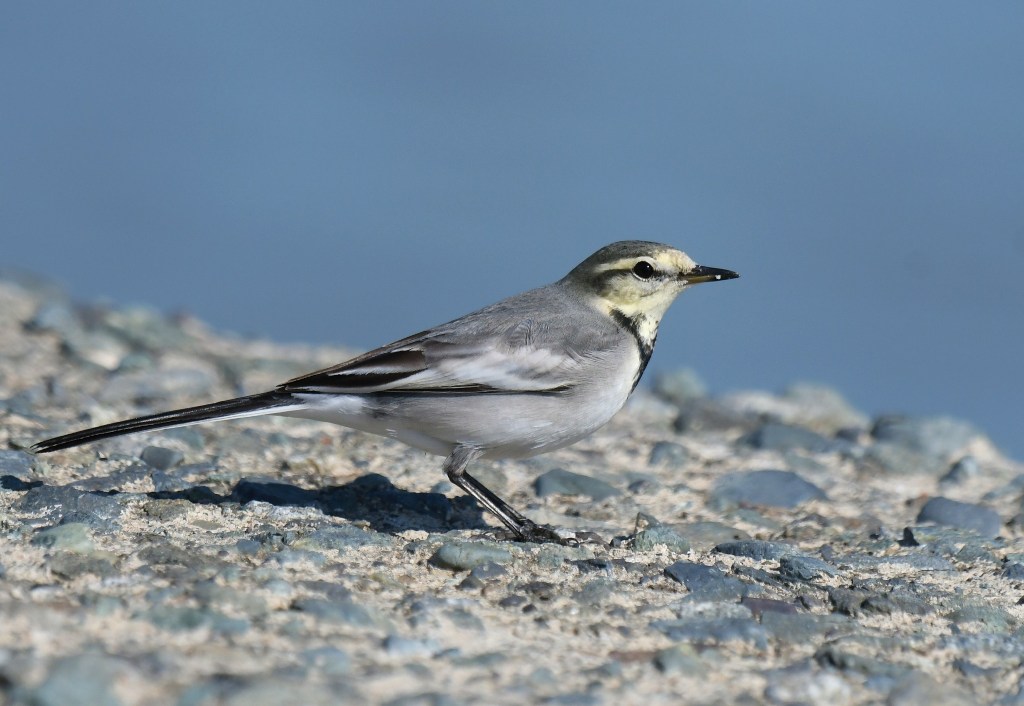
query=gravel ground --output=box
[1,275,1023,706]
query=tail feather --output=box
[32,391,302,454]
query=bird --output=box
[32,241,738,543]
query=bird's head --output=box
[562,240,738,324]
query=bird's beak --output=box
[682,265,739,285]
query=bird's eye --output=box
[632,261,655,280]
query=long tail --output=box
[32,391,304,453]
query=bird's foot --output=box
[504,520,606,546]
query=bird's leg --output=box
[443,446,568,544]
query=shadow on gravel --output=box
[149,472,489,534]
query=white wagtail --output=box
[33,241,737,542]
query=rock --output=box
[778,555,838,582]
[916,497,1001,537]
[871,415,982,459]
[741,422,834,454]
[664,560,750,600]
[140,445,184,470]
[291,524,394,552]
[22,652,128,706]
[17,483,126,525]
[31,523,95,552]
[0,449,35,480]
[647,441,690,467]
[1003,563,1024,580]
[628,526,691,553]
[677,522,750,552]
[652,644,703,674]
[663,561,726,591]
[709,470,826,510]
[650,617,767,648]
[940,455,980,485]
[651,368,707,405]
[534,468,619,501]
[293,598,386,629]
[139,605,250,635]
[429,541,513,571]
[714,540,797,561]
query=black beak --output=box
[683,265,739,285]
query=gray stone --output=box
[650,617,767,647]
[0,449,34,480]
[139,605,250,635]
[293,597,384,628]
[140,445,184,470]
[664,561,726,591]
[17,483,126,525]
[48,552,119,579]
[1003,563,1024,580]
[31,522,95,552]
[648,441,690,467]
[871,414,982,458]
[664,561,750,601]
[917,497,1001,537]
[709,469,826,509]
[678,521,750,552]
[778,555,838,582]
[947,603,1015,632]
[292,524,394,552]
[760,612,852,644]
[742,422,834,453]
[815,644,909,678]
[628,525,691,553]
[652,368,707,405]
[653,644,703,674]
[714,540,798,561]
[429,541,513,571]
[24,652,127,706]
[940,455,980,485]
[534,468,619,501]
[382,634,438,658]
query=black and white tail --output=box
[32,391,302,453]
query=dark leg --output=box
[443,447,569,544]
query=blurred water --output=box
[2,2,1021,458]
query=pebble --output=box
[714,540,797,561]
[429,541,513,571]
[627,525,691,553]
[709,469,827,509]
[31,522,96,553]
[940,455,980,485]
[871,414,981,459]
[534,468,619,501]
[17,483,126,525]
[647,441,690,467]
[651,368,707,405]
[291,524,394,552]
[652,644,703,674]
[0,449,35,480]
[140,445,185,470]
[916,497,1002,537]
[19,652,128,706]
[778,555,838,582]
[741,422,834,454]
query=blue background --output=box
[3,3,1022,459]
